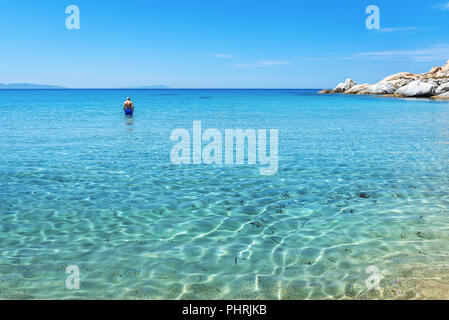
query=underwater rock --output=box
[358,192,370,199]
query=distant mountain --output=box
[123,85,171,89]
[0,83,66,89]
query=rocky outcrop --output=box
[319,59,449,99]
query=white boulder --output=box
[345,84,370,94]
[359,83,396,95]
[344,79,357,90]
[395,80,437,97]
[435,82,449,95]
[333,82,346,93]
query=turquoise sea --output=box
[1,89,449,299]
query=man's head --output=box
[127,97,131,101]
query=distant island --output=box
[0,83,66,89]
[319,59,449,100]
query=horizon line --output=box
[0,87,324,90]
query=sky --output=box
[0,0,449,88]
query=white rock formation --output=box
[395,81,437,97]
[321,59,449,98]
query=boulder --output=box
[358,83,396,95]
[318,89,332,94]
[429,66,442,74]
[344,84,371,94]
[344,78,357,90]
[333,82,346,93]
[435,82,449,95]
[395,80,437,97]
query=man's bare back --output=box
[123,97,134,111]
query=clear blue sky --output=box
[1,0,449,88]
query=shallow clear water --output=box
[1,89,449,299]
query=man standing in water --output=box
[123,97,134,115]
